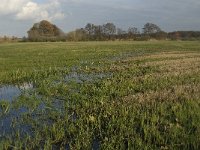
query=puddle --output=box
[0,83,35,138]
[92,138,100,150]
[0,86,21,102]
[65,72,112,84]
[0,97,67,141]
[0,107,30,138]
[0,83,33,102]
[0,68,112,146]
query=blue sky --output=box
[0,0,200,37]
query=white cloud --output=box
[0,0,65,21]
[0,0,28,14]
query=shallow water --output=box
[0,89,69,141]
[0,72,109,147]
[0,86,21,101]
[65,72,112,84]
[0,107,29,139]
[0,83,34,139]
[0,83,33,101]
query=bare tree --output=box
[128,27,140,39]
[117,28,127,40]
[85,23,95,36]
[103,23,116,40]
[143,23,161,34]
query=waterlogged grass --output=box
[0,41,200,149]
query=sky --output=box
[0,0,200,37]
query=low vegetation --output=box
[0,41,200,149]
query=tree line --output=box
[1,20,200,42]
[66,22,163,41]
[0,36,18,43]
[66,22,200,41]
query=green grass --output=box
[0,41,200,149]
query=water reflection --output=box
[0,86,21,101]
[0,83,33,101]
[65,72,112,84]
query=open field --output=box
[0,41,200,149]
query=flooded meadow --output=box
[0,41,200,149]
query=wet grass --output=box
[0,41,200,149]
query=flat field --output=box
[0,41,200,149]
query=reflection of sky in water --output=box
[0,81,101,149]
[0,83,33,102]
[0,86,21,101]
[0,83,33,138]
[65,72,112,84]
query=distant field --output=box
[0,41,200,149]
[0,41,200,84]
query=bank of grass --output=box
[0,41,200,149]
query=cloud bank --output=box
[0,0,64,21]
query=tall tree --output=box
[85,23,95,35]
[94,25,103,40]
[28,20,66,42]
[128,27,140,35]
[143,23,161,34]
[128,27,140,39]
[116,28,127,40]
[103,23,116,40]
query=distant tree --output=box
[128,27,140,39]
[66,31,76,41]
[85,23,95,35]
[128,27,140,35]
[103,23,116,40]
[117,28,125,35]
[143,23,161,35]
[65,22,200,41]
[167,31,200,40]
[39,20,55,36]
[66,28,87,41]
[75,28,87,41]
[21,36,28,42]
[153,31,168,40]
[28,20,66,42]
[3,36,8,41]
[116,28,127,40]
[94,25,104,40]
[168,31,181,40]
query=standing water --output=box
[0,83,33,139]
[0,83,33,101]
[0,86,21,101]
